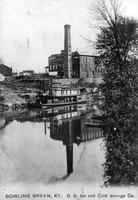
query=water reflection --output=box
[1,104,137,186]
[0,104,104,185]
[48,107,101,175]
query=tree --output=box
[92,0,138,185]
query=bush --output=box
[0,95,5,102]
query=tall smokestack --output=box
[64,24,72,78]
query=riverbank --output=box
[0,84,39,112]
[0,78,100,112]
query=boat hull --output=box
[27,102,42,109]
[27,100,87,109]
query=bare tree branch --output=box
[89,0,122,28]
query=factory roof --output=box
[49,54,61,58]
[72,51,98,57]
[49,51,98,58]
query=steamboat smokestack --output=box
[64,24,72,78]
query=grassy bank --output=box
[0,83,39,111]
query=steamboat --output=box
[27,83,87,109]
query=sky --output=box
[0,0,138,73]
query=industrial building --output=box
[47,25,104,79]
[0,64,12,81]
[0,64,12,77]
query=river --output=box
[0,104,106,197]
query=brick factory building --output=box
[48,51,64,78]
[47,25,104,79]
[71,51,103,79]
[0,64,12,77]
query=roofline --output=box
[77,54,98,57]
[48,54,64,58]
[48,51,100,58]
[49,53,99,58]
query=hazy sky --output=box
[0,0,138,72]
